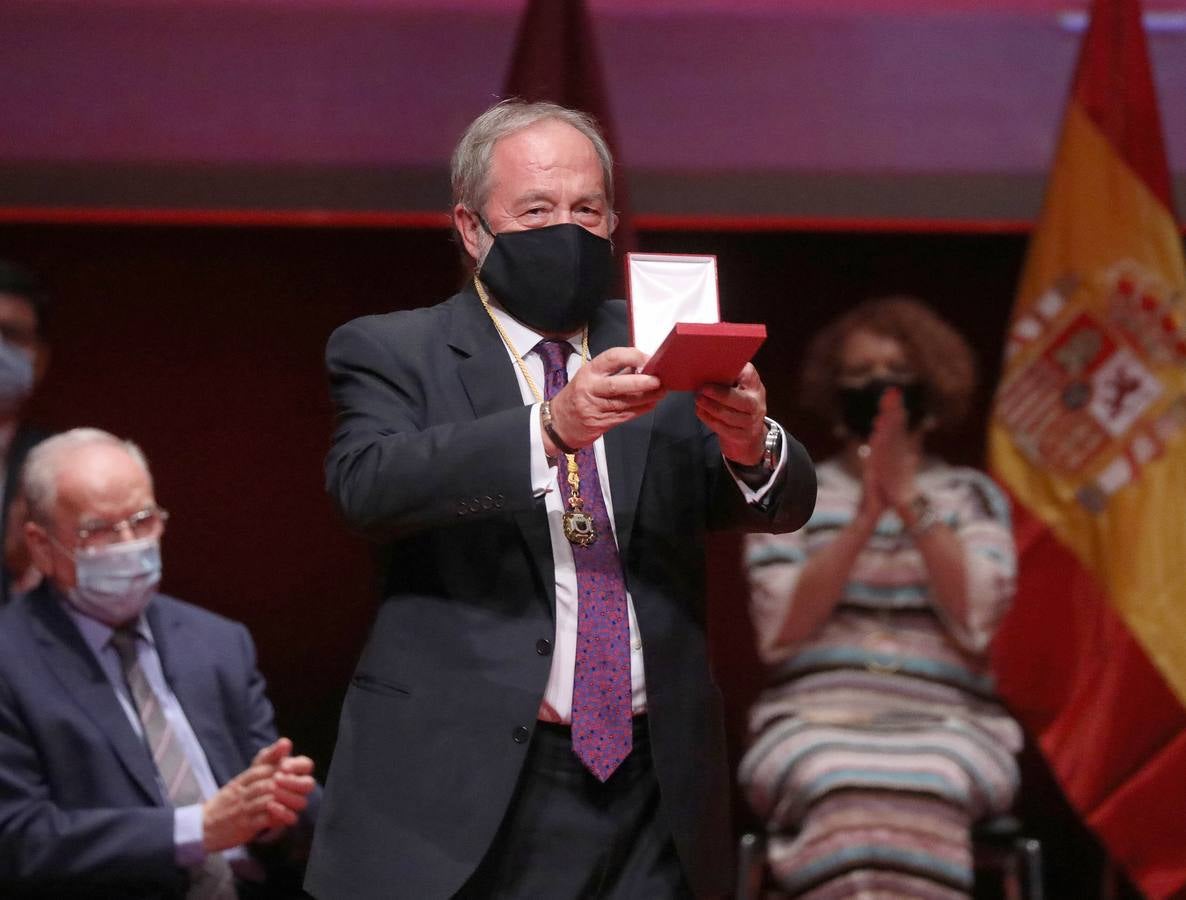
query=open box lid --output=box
[626,252,766,391]
[627,253,721,354]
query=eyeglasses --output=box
[74,506,169,551]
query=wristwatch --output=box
[761,420,783,471]
[539,401,578,456]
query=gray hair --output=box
[451,99,615,217]
[22,428,152,524]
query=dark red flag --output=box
[503,0,637,259]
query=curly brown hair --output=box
[800,296,978,431]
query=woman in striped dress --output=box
[740,297,1022,899]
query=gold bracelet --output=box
[539,401,579,455]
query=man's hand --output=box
[547,347,665,452]
[696,363,768,466]
[268,748,317,826]
[202,738,315,852]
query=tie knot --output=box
[533,339,573,378]
[109,627,140,669]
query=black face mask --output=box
[476,221,613,334]
[837,378,928,440]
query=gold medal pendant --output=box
[563,508,597,546]
[560,453,596,546]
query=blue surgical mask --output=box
[66,537,162,626]
[0,338,34,415]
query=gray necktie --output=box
[110,627,237,900]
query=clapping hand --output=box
[202,737,316,852]
[860,387,919,519]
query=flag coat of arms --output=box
[989,0,1186,896]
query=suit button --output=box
[469,498,481,512]
[536,638,552,656]
[512,725,530,744]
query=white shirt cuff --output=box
[173,804,206,867]
[529,401,556,498]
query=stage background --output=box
[4,0,1186,225]
[0,220,1129,895]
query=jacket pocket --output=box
[350,672,412,698]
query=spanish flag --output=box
[988,0,1186,895]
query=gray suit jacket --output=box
[306,288,815,899]
[0,585,319,898]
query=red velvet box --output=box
[627,252,767,392]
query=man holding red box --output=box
[307,99,816,900]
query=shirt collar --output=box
[58,591,153,657]
[484,299,582,362]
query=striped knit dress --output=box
[739,458,1023,899]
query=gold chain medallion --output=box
[475,277,596,545]
[561,454,596,545]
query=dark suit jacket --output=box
[306,288,816,900]
[0,585,319,898]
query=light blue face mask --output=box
[66,537,162,626]
[0,338,34,415]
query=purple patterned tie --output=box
[535,339,632,782]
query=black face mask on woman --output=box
[475,219,613,335]
[837,378,928,440]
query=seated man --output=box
[0,428,319,898]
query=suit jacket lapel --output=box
[589,304,653,562]
[28,589,163,804]
[448,289,557,610]
[452,291,526,427]
[149,600,238,786]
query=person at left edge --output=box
[305,100,817,900]
[0,259,53,604]
[0,428,320,898]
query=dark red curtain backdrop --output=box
[0,223,1121,894]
